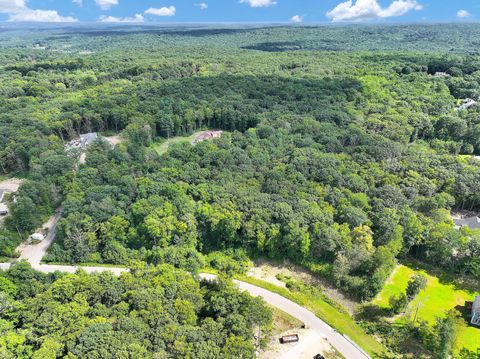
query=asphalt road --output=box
[200,273,372,359]
[0,215,372,359]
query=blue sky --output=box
[0,0,480,24]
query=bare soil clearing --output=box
[0,178,24,192]
[249,259,359,314]
[261,328,337,359]
[16,211,62,265]
[104,135,123,147]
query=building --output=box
[454,217,480,230]
[0,189,10,216]
[457,98,477,111]
[472,296,480,326]
[434,72,450,77]
[65,132,99,152]
[80,133,98,149]
[192,131,223,145]
[0,203,8,216]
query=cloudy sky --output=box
[0,0,479,23]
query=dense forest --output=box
[1,24,480,358]
[0,262,271,358]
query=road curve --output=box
[0,262,371,357]
[200,273,372,359]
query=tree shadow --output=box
[355,304,392,322]
[242,41,305,52]
[53,26,256,39]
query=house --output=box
[65,132,99,152]
[434,72,450,78]
[80,133,98,149]
[0,189,10,216]
[472,296,480,326]
[193,131,223,145]
[454,217,480,230]
[457,98,477,111]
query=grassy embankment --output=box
[235,274,390,358]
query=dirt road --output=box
[16,211,62,265]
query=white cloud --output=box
[195,3,208,10]
[327,0,422,22]
[240,0,277,8]
[99,14,144,23]
[8,9,77,22]
[457,9,470,18]
[290,15,303,23]
[145,6,176,17]
[95,0,119,10]
[73,0,83,6]
[0,0,26,13]
[0,0,78,22]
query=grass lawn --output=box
[373,265,415,308]
[372,263,480,354]
[152,132,206,155]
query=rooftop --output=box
[474,296,480,312]
[454,216,480,230]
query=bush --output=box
[389,293,408,314]
[406,274,427,300]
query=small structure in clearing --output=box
[457,98,477,111]
[65,132,99,152]
[0,179,23,217]
[29,233,45,242]
[192,131,223,145]
[433,72,450,78]
[471,296,480,326]
[453,216,480,230]
[279,334,299,344]
[0,189,9,215]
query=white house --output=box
[0,189,10,216]
[472,296,480,326]
[457,98,477,111]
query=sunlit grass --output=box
[372,265,415,308]
[372,263,480,353]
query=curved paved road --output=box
[200,273,371,359]
[0,264,371,358]
[0,214,372,359]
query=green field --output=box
[373,265,415,308]
[372,264,480,353]
[152,131,207,155]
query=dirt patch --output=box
[0,178,24,192]
[0,178,24,228]
[260,328,338,359]
[451,210,480,219]
[249,259,359,315]
[104,135,123,147]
